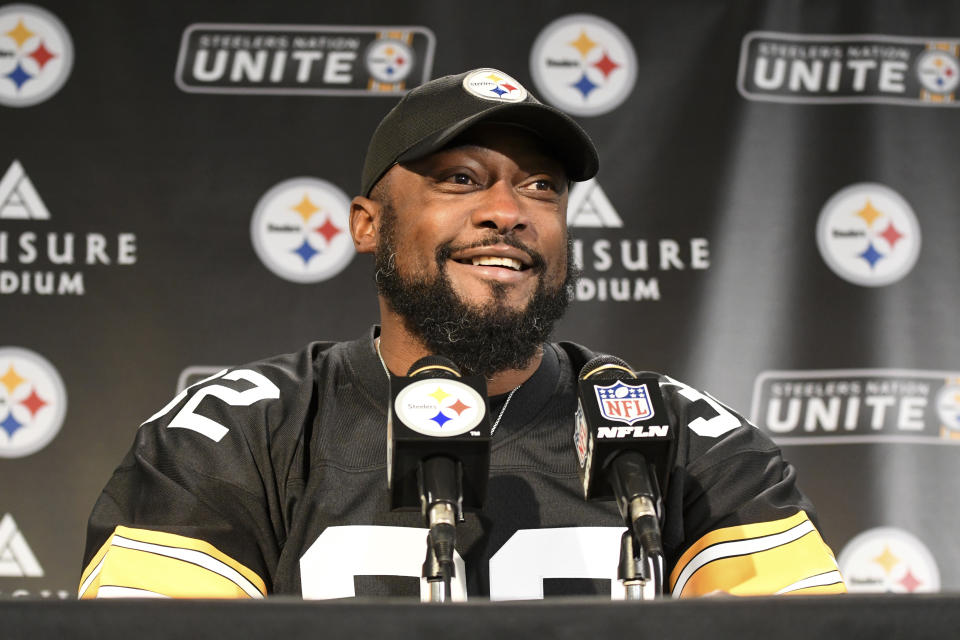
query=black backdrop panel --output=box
[2,0,958,598]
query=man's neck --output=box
[377,306,542,395]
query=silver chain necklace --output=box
[489,385,520,436]
[376,338,520,435]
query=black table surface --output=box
[3,594,954,640]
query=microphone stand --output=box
[418,456,462,602]
[609,452,665,600]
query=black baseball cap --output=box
[360,68,599,196]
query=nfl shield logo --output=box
[594,381,654,425]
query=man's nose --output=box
[470,180,526,234]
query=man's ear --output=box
[350,196,379,254]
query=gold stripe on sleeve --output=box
[670,511,846,597]
[78,526,267,599]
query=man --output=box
[79,68,845,600]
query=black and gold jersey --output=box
[79,328,845,599]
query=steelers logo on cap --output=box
[462,68,528,103]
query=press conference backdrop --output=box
[2,0,958,599]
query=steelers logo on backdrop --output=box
[529,14,637,116]
[0,347,67,458]
[394,379,486,437]
[935,382,960,433]
[838,527,940,593]
[916,49,960,96]
[816,183,921,287]
[462,68,527,103]
[0,4,73,107]
[364,38,415,84]
[251,178,354,284]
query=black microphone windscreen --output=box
[576,353,674,506]
[407,355,462,379]
[579,355,636,381]
[390,353,489,511]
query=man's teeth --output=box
[470,256,522,270]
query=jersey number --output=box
[299,526,630,601]
[665,376,742,437]
[142,369,280,442]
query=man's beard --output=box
[374,204,577,379]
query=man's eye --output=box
[527,178,557,192]
[447,173,474,185]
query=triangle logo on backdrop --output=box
[567,178,623,228]
[0,160,51,220]
[0,513,44,577]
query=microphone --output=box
[387,355,491,512]
[387,355,491,601]
[575,355,676,597]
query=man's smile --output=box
[447,242,539,284]
[450,242,541,282]
[463,256,524,270]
